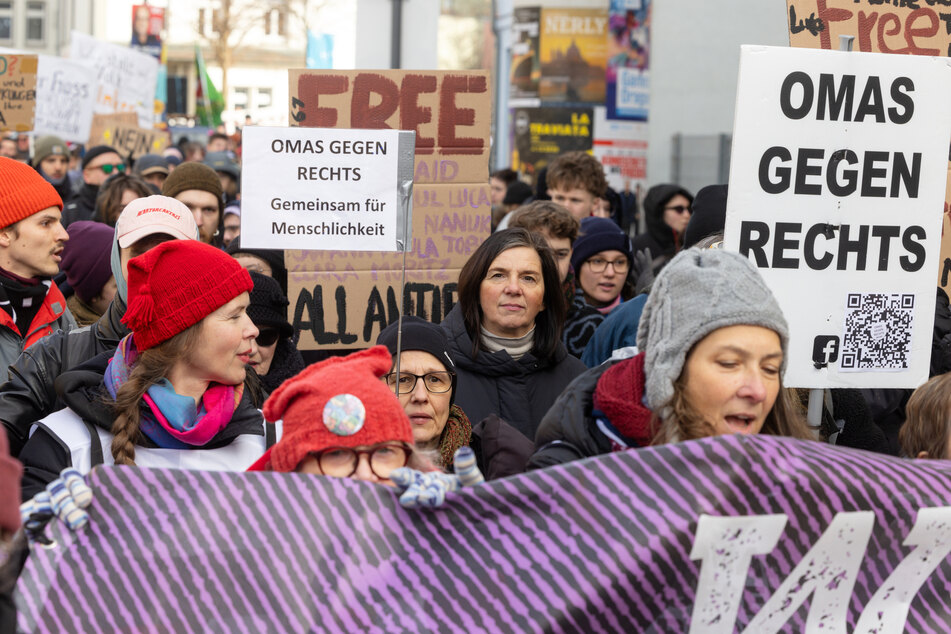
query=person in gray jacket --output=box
[0,195,198,455]
[441,228,586,443]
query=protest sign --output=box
[287,70,491,350]
[15,435,951,632]
[511,106,593,179]
[0,54,37,132]
[33,56,96,143]
[87,114,168,159]
[241,126,414,252]
[785,0,951,299]
[70,31,158,129]
[87,112,137,147]
[606,0,650,121]
[724,46,951,389]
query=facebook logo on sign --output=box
[812,335,839,367]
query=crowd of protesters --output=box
[2,130,951,627]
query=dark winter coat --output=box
[0,297,129,455]
[630,184,692,276]
[61,183,98,228]
[441,304,586,442]
[18,351,265,498]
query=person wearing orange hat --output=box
[18,240,265,498]
[0,157,75,377]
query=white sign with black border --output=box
[724,45,951,389]
[241,126,415,252]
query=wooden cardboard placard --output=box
[0,54,38,132]
[290,268,462,350]
[87,113,167,159]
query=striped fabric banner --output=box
[15,434,951,632]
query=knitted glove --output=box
[391,446,484,508]
[632,247,655,295]
[19,468,92,544]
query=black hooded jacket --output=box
[441,304,586,441]
[630,184,693,275]
[18,351,264,498]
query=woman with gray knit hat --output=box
[527,248,813,470]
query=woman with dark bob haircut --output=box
[441,228,586,443]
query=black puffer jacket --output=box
[441,304,586,442]
[630,184,692,275]
[0,297,130,455]
[19,351,264,498]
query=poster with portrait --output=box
[131,5,164,60]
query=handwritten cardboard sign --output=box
[0,54,37,132]
[86,112,170,160]
[33,56,97,142]
[70,31,158,129]
[287,70,492,350]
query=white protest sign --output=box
[33,56,96,142]
[70,31,157,129]
[724,46,951,389]
[241,126,414,252]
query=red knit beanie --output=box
[0,156,63,227]
[122,240,253,350]
[248,346,414,473]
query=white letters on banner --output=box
[33,56,96,143]
[724,46,951,389]
[240,126,410,252]
[69,31,158,129]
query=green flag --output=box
[195,45,223,127]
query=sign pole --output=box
[392,131,416,389]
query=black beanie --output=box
[226,236,287,296]
[81,145,120,169]
[377,316,455,372]
[683,184,728,248]
[247,271,293,339]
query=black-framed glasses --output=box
[384,371,454,394]
[586,257,630,274]
[98,163,126,175]
[664,204,690,214]
[309,443,410,479]
[256,328,280,347]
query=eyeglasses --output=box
[664,204,691,214]
[256,328,280,347]
[384,371,454,394]
[308,443,410,479]
[585,257,630,274]
[97,163,126,175]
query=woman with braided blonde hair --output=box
[19,240,266,498]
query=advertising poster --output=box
[509,7,541,102]
[606,0,650,120]
[592,106,648,191]
[538,8,608,104]
[131,5,164,60]
[511,106,593,179]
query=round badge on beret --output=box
[322,394,366,436]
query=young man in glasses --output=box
[62,145,125,228]
[631,183,694,277]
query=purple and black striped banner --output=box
[15,434,951,632]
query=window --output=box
[198,9,205,36]
[26,1,45,43]
[233,87,249,110]
[256,88,272,109]
[0,2,13,41]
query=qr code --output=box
[840,293,914,371]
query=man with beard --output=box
[31,136,74,203]
[0,158,75,376]
[161,161,225,246]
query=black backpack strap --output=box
[265,421,277,449]
[81,417,105,467]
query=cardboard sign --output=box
[723,46,951,389]
[287,70,492,350]
[0,54,37,132]
[88,118,168,159]
[70,31,158,129]
[33,56,97,142]
[16,435,951,632]
[288,70,492,184]
[290,268,460,349]
[241,126,413,252]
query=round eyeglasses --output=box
[309,443,410,479]
[384,371,454,394]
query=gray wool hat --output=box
[636,248,788,411]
